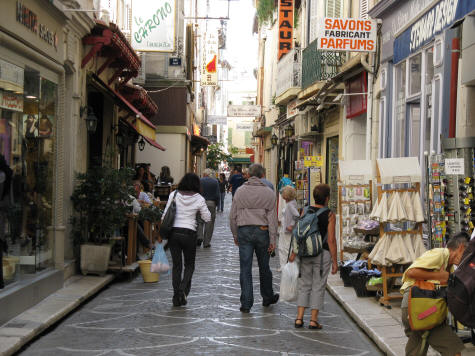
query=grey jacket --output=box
[230,176,278,245]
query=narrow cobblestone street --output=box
[19,195,383,356]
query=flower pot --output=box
[80,244,111,276]
[138,260,159,283]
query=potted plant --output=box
[70,166,134,275]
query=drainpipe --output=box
[365,57,374,160]
[449,33,460,138]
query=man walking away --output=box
[229,166,245,197]
[198,169,220,248]
[230,163,279,313]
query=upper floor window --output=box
[326,0,343,17]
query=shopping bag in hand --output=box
[150,242,170,273]
[280,262,299,302]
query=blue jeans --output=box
[238,226,274,309]
[219,192,226,211]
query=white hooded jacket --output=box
[162,191,211,231]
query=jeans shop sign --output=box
[131,0,176,52]
[394,0,475,63]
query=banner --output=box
[278,0,293,60]
[316,17,376,52]
[131,0,176,52]
[201,32,218,86]
[227,105,261,117]
[207,115,227,125]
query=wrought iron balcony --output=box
[275,48,302,99]
[302,39,346,89]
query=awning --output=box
[113,89,157,142]
[143,136,166,151]
[119,84,158,118]
[191,134,210,146]
[228,157,252,164]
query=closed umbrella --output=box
[370,198,380,220]
[413,234,427,258]
[402,233,416,263]
[369,234,392,266]
[412,191,425,223]
[387,192,408,222]
[401,191,415,222]
[386,234,405,264]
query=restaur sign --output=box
[317,18,376,52]
[278,0,293,60]
[227,105,261,117]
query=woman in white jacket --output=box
[163,173,211,307]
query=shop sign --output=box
[236,123,253,131]
[394,0,475,63]
[207,115,227,125]
[287,99,298,118]
[169,57,181,66]
[16,1,58,49]
[445,158,464,175]
[193,123,201,136]
[316,17,376,52]
[227,105,261,117]
[201,32,218,86]
[0,59,24,90]
[0,91,23,112]
[131,0,176,52]
[278,0,293,60]
[304,155,323,167]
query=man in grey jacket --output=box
[230,163,279,313]
[198,169,220,248]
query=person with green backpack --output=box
[400,234,468,356]
[288,184,338,329]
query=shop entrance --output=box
[87,90,104,168]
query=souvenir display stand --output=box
[338,160,375,261]
[370,157,425,308]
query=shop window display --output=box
[0,62,56,288]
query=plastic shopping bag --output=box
[280,261,299,302]
[150,242,170,273]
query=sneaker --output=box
[262,293,279,307]
[240,307,250,313]
[196,239,203,247]
[172,295,181,307]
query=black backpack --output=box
[447,238,475,328]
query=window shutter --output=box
[359,0,369,19]
[326,0,343,18]
[308,0,319,44]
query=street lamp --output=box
[285,124,294,138]
[271,134,278,146]
[138,137,145,151]
[80,106,98,134]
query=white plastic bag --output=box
[280,262,299,302]
[150,242,170,273]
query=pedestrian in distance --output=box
[278,186,299,271]
[259,168,275,191]
[162,173,211,307]
[197,169,220,248]
[218,173,228,212]
[159,165,174,185]
[230,163,279,313]
[288,184,338,329]
[400,234,468,356]
[228,166,245,197]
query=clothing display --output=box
[370,191,424,223]
[368,233,427,267]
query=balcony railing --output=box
[276,48,302,98]
[302,39,346,89]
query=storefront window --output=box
[0,61,56,288]
[394,61,406,157]
[409,54,422,96]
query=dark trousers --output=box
[168,228,197,297]
[219,192,226,211]
[0,242,3,289]
[238,225,274,309]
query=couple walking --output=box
[230,164,338,329]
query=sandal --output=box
[308,320,322,330]
[294,319,304,328]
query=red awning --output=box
[143,136,166,151]
[119,84,158,118]
[113,89,156,130]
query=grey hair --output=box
[203,168,213,177]
[447,235,469,250]
[248,163,265,178]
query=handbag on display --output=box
[160,190,178,239]
[408,280,447,331]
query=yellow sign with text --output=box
[304,156,323,167]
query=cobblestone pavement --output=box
[20,194,383,356]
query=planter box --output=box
[80,244,111,276]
